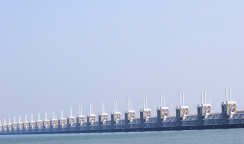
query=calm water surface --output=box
[0,128,243,144]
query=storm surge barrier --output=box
[1,87,243,135]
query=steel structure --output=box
[1,87,244,135]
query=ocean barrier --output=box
[1,87,243,135]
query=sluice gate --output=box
[0,87,244,135]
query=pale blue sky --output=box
[0,1,243,121]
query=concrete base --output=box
[0,124,243,135]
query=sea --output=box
[0,128,243,144]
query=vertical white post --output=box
[103,103,105,113]
[38,113,40,120]
[45,112,47,120]
[144,97,145,109]
[70,107,72,117]
[91,105,93,114]
[90,105,91,115]
[81,106,83,115]
[0,120,1,125]
[113,102,115,112]
[130,99,132,110]
[25,115,27,122]
[171,103,172,116]
[128,100,130,111]
[52,111,55,119]
[79,106,81,116]
[160,95,162,107]
[9,118,11,124]
[91,105,92,114]
[129,99,131,110]
[128,99,131,110]
[201,91,203,104]
[164,94,165,107]
[113,101,115,112]
[145,97,146,109]
[205,91,207,104]
[115,101,117,112]
[127,99,129,111]
[101,103,103,114]
[229,87,231,101]
[146,97,148,109]
[143,97,145,109]
[139,106,140,117]
[31,114,33,121]
[225,87,228,101]
[179,94,181,106]
[19,115,21,123]
[182,94,184,106]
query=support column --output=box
[157,109,162,127]
[98,115,102,131]
[125,112,129,130]
[87,117,90,131]
[140,111,145,129]
[176,108,182,127]
[111,114,115,130]
[222,103,229,125]
[197,106,204,126]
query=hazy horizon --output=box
[0,1,243,122]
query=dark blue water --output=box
[0,129,243,144]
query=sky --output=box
[0,1,243,122]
